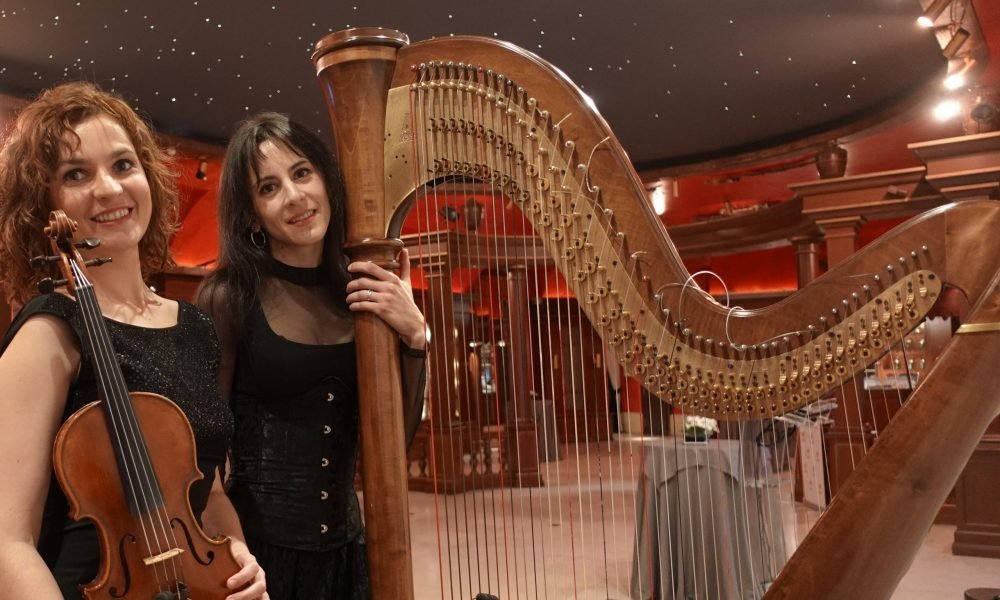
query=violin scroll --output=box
[30,209,111,294]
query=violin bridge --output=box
[142,547,185,566]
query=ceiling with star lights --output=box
[0,0,948,172]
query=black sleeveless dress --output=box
[227,262,369,600]
[0,293,233,599]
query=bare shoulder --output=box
[0,312,78,415]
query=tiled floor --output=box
[399,438,999,599]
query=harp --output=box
[311,28,1000,599]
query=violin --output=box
[38,210,240,599]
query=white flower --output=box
[683,415,719,434]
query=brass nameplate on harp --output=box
[956,322,1000,334]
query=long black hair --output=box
[197,112,350,336]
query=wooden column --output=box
[816,215,875,498]
[503,267,542,487]
[953,418,1000,557]
[791,235,822,289]
[790,234,822,503]
[408,266,480,494]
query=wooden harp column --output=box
[312,29,414,600]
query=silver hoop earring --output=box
[250,228,267,249]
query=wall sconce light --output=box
[647,178,676,216]
[917,0,955,28]
[933,98,962,121]
[650,185,667,215]
[195,158,208,181]
[941,27,970,59]
[944,56,975,90]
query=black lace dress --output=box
[227,260,425,600]
[0,293,233,599]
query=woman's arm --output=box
[345,247,428,445]
[200,468,267,600]
[195,280,239,402]
[0,315,78,598]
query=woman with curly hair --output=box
[0,81,267,600]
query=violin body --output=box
[53,392,239,600]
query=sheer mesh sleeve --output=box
[399,343,426,449]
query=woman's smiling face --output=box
[48,113,152,256]
[250,139,331,266]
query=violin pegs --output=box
[29,255,62,268]
[84,257,112,268]
[74,238,101,249]
[37,277,68,294]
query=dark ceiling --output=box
[0,0,947,171]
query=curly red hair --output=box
[0,81,178,306]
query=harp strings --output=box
[404,58,937,599]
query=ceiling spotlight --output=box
[941,27,970,59]
[917,0,955,27]
[933,98,962,121]
[195,159,208,181]
[943,57,975,90]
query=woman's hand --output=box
[225,539,268,600]
[346,247,426,349]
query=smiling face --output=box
[250,139,331,266]
[49,113,152,257]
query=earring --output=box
[249,227,267,249]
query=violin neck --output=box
[72,273,166,515]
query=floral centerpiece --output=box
[683,415,719,443]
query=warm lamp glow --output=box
[933,98,962,120]
[917,0,954,28]
[943,57,975,90]
[651,185,667,215]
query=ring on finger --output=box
[366,289,374,301]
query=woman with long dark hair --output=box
[197,112,426,599]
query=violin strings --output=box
[70,261,183,592]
